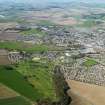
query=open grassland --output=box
[0,96,31,105]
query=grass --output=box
[0,41,63,52]
[15,60,58,101]
[83,58,98,67]
[0,42,49,53]
[0,65,43,101]
[0,59,58,102]
[0,96,31,105]
[20,29,47,37]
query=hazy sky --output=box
[0,0,105,3]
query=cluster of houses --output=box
[61,63,105,86]
[59,47,105,86]
[2,23,105,87]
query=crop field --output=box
[0,96,31,105]
[0,59,58,102]
[0,84,18,99]
[20,28,47,37]
[0,56,10,65]
[0,42,49,53]
[68,91,93,105]
[0,32,20,41]
[38,20,56,26]
[54,18,78,26]
[15,60,58,101]
[77,20,100,27]
[0,41,63,52]
[67,80,105,105]
[0,65,41,101]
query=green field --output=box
[20,29,47,37]
[0,42,49,53]
[0,96,31,105]
[0,41,63,52]
[0,65,41,101]
[0,59,58,102]
[83,58,98,67]
[15,60,58,101]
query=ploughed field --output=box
[0,31,21,41]
[67,80,105,105]
[0,49,10,65]
[0,56,10,65]
[68,91,93,105]
[0,83,18,99]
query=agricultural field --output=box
[0,96,31,105]
[0,65,40,101]
[67,80,105,105]
[0,56,10,65]
[1,1,105,105]
[0,41,63,52]
[0,32,20,41]
[0,83,18,99]
[15,59,58,101]
[0,49,10,65]
[0,59,58,102]
[20,28,47,37]
[0,42,49,53]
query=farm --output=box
[0,59,58,103]
[0,42,49,53]
[0,65,40,101]
[20,28,47,37]
[15,60,58,101]
[0,96,31,105]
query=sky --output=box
[0,0,105,3]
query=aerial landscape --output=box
[0,0,105,105]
